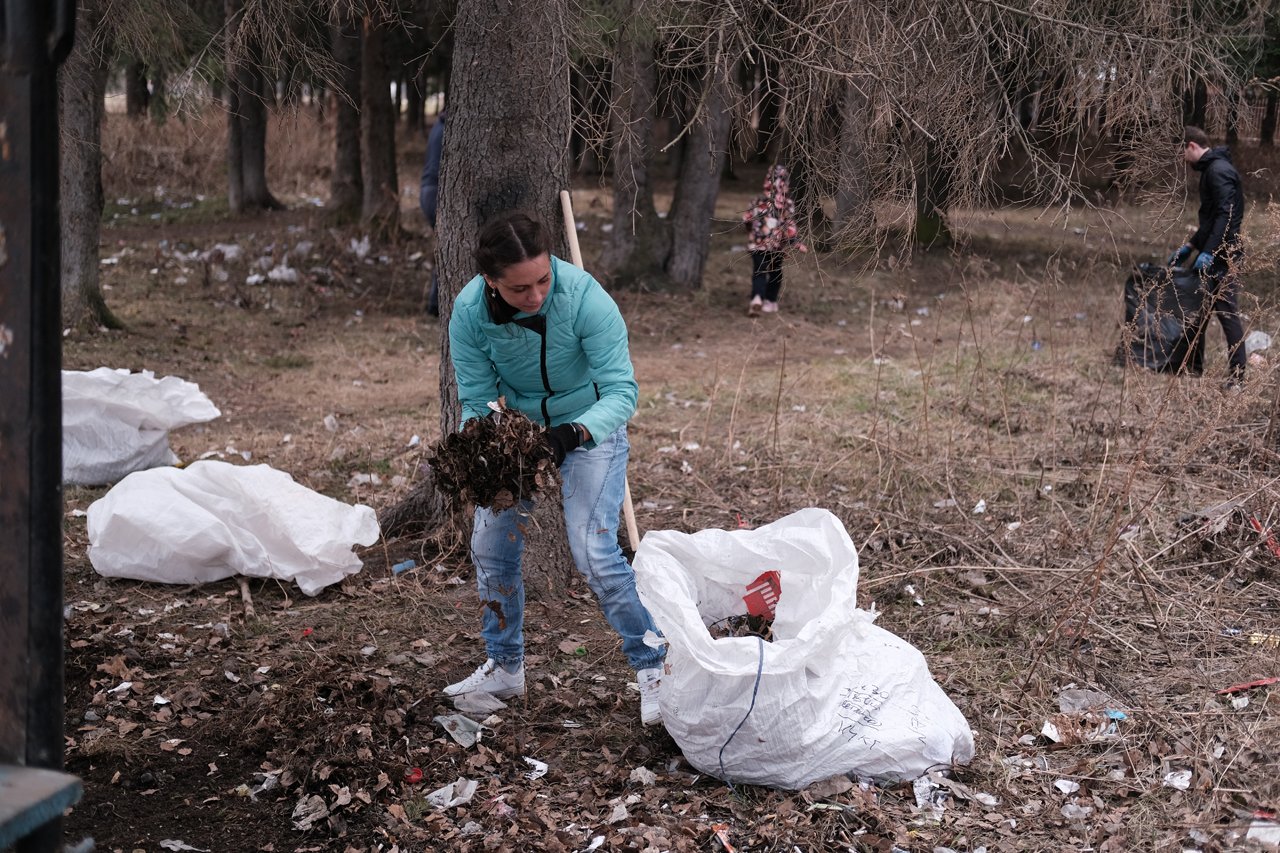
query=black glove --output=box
[545,423,583,467]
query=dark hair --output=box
[474,212,552,278]
[1184,126,1210,147]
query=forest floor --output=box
[58,113,1280,853]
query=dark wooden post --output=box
[0,1,83,850]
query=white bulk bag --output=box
[634,507,974,790]
[88,461,380,596]
[63,367,221,486]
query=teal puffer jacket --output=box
[449,255,638,446]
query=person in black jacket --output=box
[1169,125,1247,381]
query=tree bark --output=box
[59,0,120,329]
[600,11,670,289]
[833,81,874,243]
[417,0,572,565]
[664,67,732,289]
[225,0,280,213]
[124,61,148,118]
[1261,90,1277,147]
[329,18,363,217]
[753,53,782,163]
[914,136,953,248]
[360,12,400,238]
[406,70,425,132]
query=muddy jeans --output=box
[469,426,664,671]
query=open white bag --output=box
[634,507,974,789]
[88,461,380,596]
[63,367,221,486]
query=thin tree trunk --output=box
[601,10,669,289]
[754,53,782,163]
[360,12,400,238]
[59,0,120,329]
[1261,90,1277,147]
[124,61,148,118]
[915,136,953,248]
[329,18,363,216]
[664,67,732,289]
[406,69,425,133]
[239,63,279,209]
[833,81,874,243]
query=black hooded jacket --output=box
[1190,146,1245,262]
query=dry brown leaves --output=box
[428,400,559,512]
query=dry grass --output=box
[60,120,1280,852]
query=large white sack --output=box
[63,367,221,486]
[634,507,974,790]
[88,461,380,596]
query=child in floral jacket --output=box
[742,165,806,316]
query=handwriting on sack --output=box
[836,684,931,749]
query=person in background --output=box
[742,164,806,317]
[444,211,665,725]
[1169,125,1247,386]
[419,110,446,316]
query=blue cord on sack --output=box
[718,635,765,789]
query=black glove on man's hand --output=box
[545,423,583,467]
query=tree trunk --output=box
[59,1,120,329]
[914,136,953,248]
[600,11,670,289]
[754,53,782,163]
[1261,90,1277,147]
[1184,77,1207,127]
[426,0,571,557]
[148,67,168,123]
[124,61,148,118]
[664,67,732,289]
[360,12,400,238]
[225,0,280,213]
[833,81,874,244]
[406,69,425,132]
[329,19,363,217]
[1225,90,1240,145]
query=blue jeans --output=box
[470,426,664,672]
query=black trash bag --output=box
[1117,262,1207,374]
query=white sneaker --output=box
[638,667,663,726]
[444,659,525,699]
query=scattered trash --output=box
[1006,521,1022,531]
[453,691,508,714]
[523,757,548,780]
[1231,695,1250,710]
[1054,779,1080,795]
[743,571,781,619]
[1249,632,1280,648]
[1163,770,1192,791]
[1060,803,1093,820]
[634,508,974,789]
[913,775,948,820]
[1246,517,1280,560]
[323,413,339,432]
[63,368,221,486]
[629,766,657,786]
[972,499,987,514]
[435,714,483,748]
[291,794,330,830]
[1216,676,1280,695]
[1247,820,1280,846]
[426,777,478,809]
[1058,688,1112,714]
[710,824,736,853]
[933,498,957,509]
[159,841,210,852]
[1245,330,1272,354]
[87,460,380,596]
[403,767,423,785]
[392,559,417,575]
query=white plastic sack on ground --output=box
[88,461,380,596]
[634,507,974,790]
[63,367,221,486]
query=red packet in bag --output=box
[743,570,781,619]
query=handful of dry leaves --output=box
[428,399,559,512]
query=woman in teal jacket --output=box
[444,211,664,725]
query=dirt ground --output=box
[57,113,1280,853]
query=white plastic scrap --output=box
[1163,770,1192,791]
[523,757,548,780]
[629,766,657,786]
[1246,820,1280,846]
[159,841,210,852]
[291,794,329,830]
[435,714,483,748]
[426,777,478,809]
[1054,779,1080,795]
